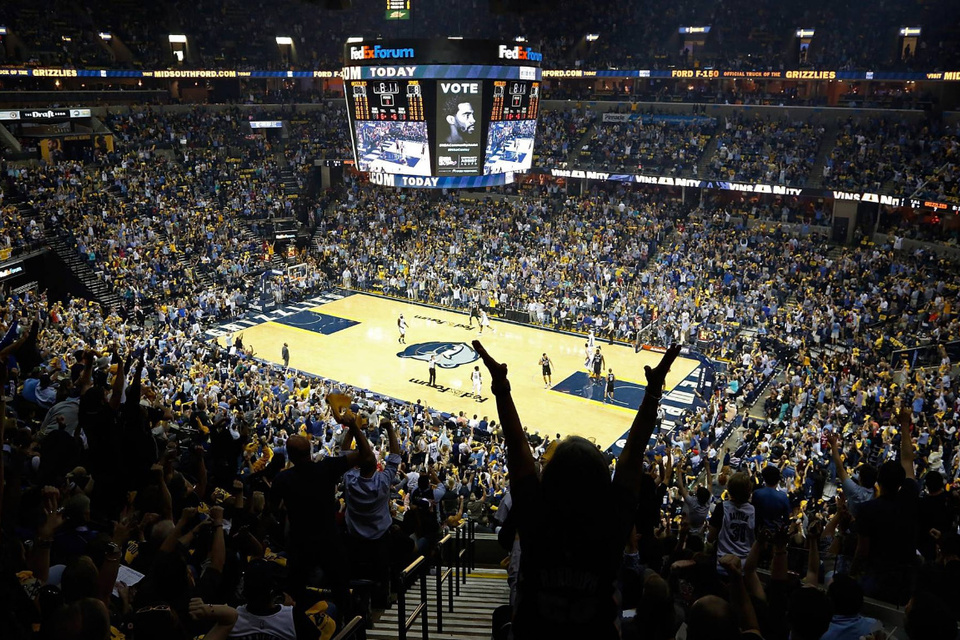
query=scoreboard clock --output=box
[350,80,425,121]
[490,80,540,121]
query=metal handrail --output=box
[397,555,429,640]
[434,533,454,632]
[331,615,364,640]
[455,523,468,596]
[467,519,476,572]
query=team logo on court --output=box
[397,342,479,368]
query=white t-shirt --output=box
[230,605,296,640]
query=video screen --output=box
[354,121,431,176]
[434,81,483,176]
[484,119,537,174]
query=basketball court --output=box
[211,292,711,450]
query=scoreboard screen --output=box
[490,80,540,121]
[343,38,542,188]
[349,79,425,121]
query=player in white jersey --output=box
[471,366,482,400]
[398,313,407,344]
[583,342,593,371]
[587,328,596,349]
[478,309,493,335]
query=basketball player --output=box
[583,342,593,372]
[587,328,596,350]
[539,353,553,388]
[604,368,615,402]
[479,309,493,335]
[468,301,480,327]
[398,313,407,344]
[471,365,482,401]
[592,347,605,381]
[428,355,437,387]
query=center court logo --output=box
[397,342,479,368]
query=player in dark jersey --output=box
[469,301,480,328]
[539,353,553,388]
[592,347,604,380]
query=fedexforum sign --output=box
[497,45,543,62]
[349,45,416,60]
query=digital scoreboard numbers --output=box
[385,0,411,20]
[350,82,370,120]
[490,81,540,121]
[354,80,424,121]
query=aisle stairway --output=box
[807,119,840,189]
[48,236,124,310]
[280,167,301,200]
[369,568,509,640]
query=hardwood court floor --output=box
[221,294,700,449]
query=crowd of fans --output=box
[580,115,716,175]
[822,118,960,200]
[704,115,823,187]
[532,109,596,169]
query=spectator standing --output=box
[269,399,374,617]
[853,406,920,604]
[472,339,681,639]
[752,465,791,533]
[708,472,756,570]
[342,418,402,608]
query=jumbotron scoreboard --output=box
[343,39,543,188]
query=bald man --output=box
[271,412,374,619]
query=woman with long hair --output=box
[473,339,680,639]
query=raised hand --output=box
[644,344,681,395]
[719,553,743,577]
[472,340,509,394]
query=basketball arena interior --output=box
[0,1,959,639]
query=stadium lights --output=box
[515,36,527,42]
[99,32,112,40]
[899,27,921,36]
[168,34,187,43]
[795,29,815,38]
[346,37,363,43]
[586,34,600,42]
[61,35,72,42]
[0,27,7,35]
[448,36,463,40]
[275,36,293,45]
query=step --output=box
[368,571,508,640]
